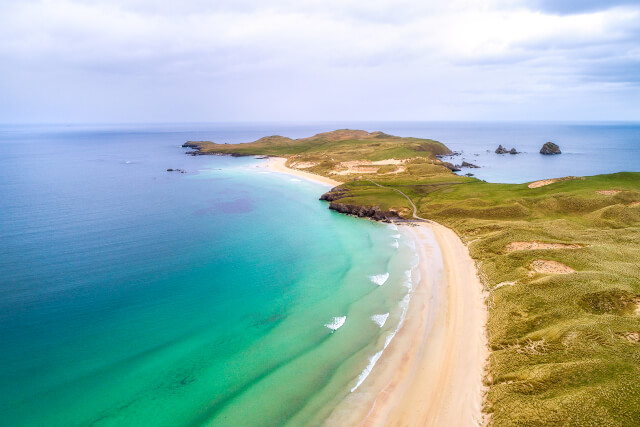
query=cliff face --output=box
[320,186,401,221]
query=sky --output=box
[0,0,639,123]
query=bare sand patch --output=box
[289,161,317,169]
[493,281,517,290]
[596,190,621,195]
[507,241,586,252]
[531,259,575,274]
[371,158,406,165]
[528,176,581,189]
[330,159,409,175]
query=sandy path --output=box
[263,157,342,187]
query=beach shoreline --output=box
[266,157,488,426]
[262,157,342,187]
[323,223,488,426]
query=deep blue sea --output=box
[0,122,638,426]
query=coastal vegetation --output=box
[186,130,640,426]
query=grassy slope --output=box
[190,130,640,425]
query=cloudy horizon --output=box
[1,0,639,123]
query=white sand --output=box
[263,157,342,187]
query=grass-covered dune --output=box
[187,130,640,425]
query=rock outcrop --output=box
[319,187,350,202]
[328,202,399,221]
[320,186,401,221]
[540,142,561,155]
[461,161,480,168]
[442,162,461,172]
[496,145,519,154]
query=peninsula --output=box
[185,130,640,425]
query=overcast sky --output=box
[1,0,639,123]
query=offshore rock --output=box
[540,142,561,155]
[495,145,508,154]
[461,161,480,168]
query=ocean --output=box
[0,122,638,426]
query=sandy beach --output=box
[263,157,342,187]
[267,157,488,426]
[323,222,488,426]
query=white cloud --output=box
[0,0,638,122]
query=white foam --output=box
[325,316,346,331]
[403,269,413,291]
[290,178,301,182]
[371,313,390,328]
[391,234,401,239]
[351,290,414,393]
[369,272,389,286]
[387,223,398,231]
[350,350,383,392]
[392,240,399,249]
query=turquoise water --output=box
[0,125,416,426]
[1,122,638,426]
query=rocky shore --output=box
[320,186,401,221]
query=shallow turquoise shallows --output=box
[0,125,415,426]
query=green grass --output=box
[191,130,640,426]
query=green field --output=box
[188,130,640,426]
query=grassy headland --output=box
[186,130,640,425]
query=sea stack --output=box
[496,145,519,154]
[540,142,561,155]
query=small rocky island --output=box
[540,142,561,155]
[495,145,518,154]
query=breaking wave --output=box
[369,273,389,286]
[325,316,346,332]
[371,313,390,328]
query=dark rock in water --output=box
[461,161,480,168]
[465,173,475,177]
[540,142,561,155]
[442,162,461,172]
[167,168,186,173]
[182,142,200,149]
[497,145,519,155]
